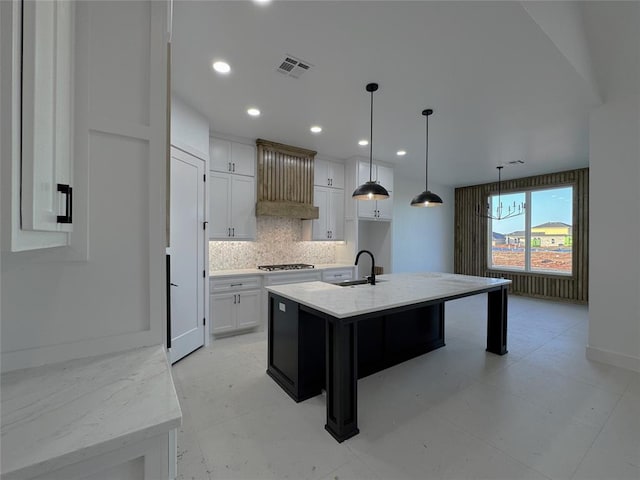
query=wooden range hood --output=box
[255,139,319,220]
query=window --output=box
[489,186,573,275]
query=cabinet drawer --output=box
[321,268,355,283]
[210,276,262,292]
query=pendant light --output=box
[476,166,525,220]
[352,83,390,200]
[411,109,443,207]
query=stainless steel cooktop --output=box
[257,263,315,272]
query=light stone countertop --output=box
[210,263,355,278]
[1,345,182,479]
[265,272,511,319]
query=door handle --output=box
[170,283,179,287]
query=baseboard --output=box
[586,345,640,373]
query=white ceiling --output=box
[171,1,631,187]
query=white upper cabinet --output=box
[210,138,255,176]
[305,186,344,241]
[314,158,345,189]
[209,137,256,240]
[6,0,74,250]
[358,161,393,191]
[209,171,256,240]
[305,159,345,241]
[357,161,394,221]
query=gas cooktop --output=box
[257,263,315,272]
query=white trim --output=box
[586,345,640,373]
[171,140,208,162]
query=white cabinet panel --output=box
[210,293,236,335]
[209,172,255,240]
[308,187,344,240]
[230,176,256,239]
[329,189,345,240]
[210,138,255,176]
[376,165,394,192]
[209,172,231,239]
[231,143,256,177]
[314,159,344,189]
[210,138,231,174]
[311,187,329,240]
[235,290,261,330]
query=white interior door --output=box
[169,148,205,363]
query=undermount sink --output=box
[334,279,387,287]
[335,279,370,287]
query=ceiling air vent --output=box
[276,55,313,79]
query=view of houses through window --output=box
[489,186,573,274]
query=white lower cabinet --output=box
[210,276,261,336]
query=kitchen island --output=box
[265,272,511,442]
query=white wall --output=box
[1,1,168,372]
[587,95,640,372]
[392,166,454,273]
[171,95,209,160]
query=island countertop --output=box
[265,272,511,319]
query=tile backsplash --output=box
[209,217,340,270]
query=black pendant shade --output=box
[352,181,390,200]
[353,83,390,200]
[411,108,443,207]
[410,189,443,206]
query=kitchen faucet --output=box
[355,250,376,285]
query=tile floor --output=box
[171,295,639,480]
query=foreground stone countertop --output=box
[1,345,182,479]
[265,272,512,319]
[210,263,355,278]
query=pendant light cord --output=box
[497,166,502,207]
[369,89,374,182]
[425,113,429,191]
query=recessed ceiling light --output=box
[247,108,261,117]
[358,139,369,146]
[254,0,272,5]
[397,150,407,156]
[212,61,231,74]
[310,125,322,134]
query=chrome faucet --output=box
[355,250,376,285]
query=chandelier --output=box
[476,166,525,220]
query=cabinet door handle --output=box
[230,283,243,287]
[232,162,235,172]
[228,162,232,172]
[232,227,235,237]
[237,294,241,304]
[233,294,236,304]
[56,184,73,224]
[228,227,231,237]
